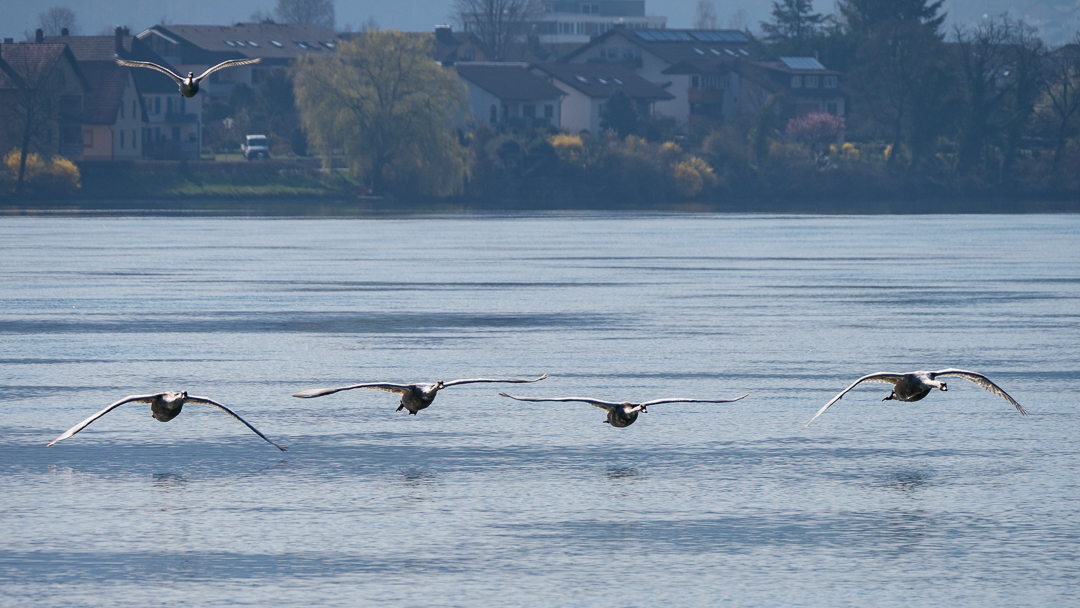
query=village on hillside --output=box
[1,0,1077,208]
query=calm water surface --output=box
[1,214,1077,606]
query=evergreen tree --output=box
[600,91,639,137]
[760,0,825,54]
[839,0,945,39]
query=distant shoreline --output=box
[2,197,1076,216]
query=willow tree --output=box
[293,31,471,196]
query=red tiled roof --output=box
[0,43,87,90]
[78,62,132,124]
[42,34,179,94]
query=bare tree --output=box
[694,0,718,30]
[453,0,541,62]
[275,0,335,30]
[39,7,78,36]
[727,7,749,30]
[953,16,1041,176]
[1040,34,1080,173]
[1,49,81,195]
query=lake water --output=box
[1,213,1077,606]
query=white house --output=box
[455,63,565,130]
[531,62,673,133]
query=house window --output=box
[824,75,837,88]
[462,49,475,61]
[545,104,553,118]
[581,3,599,14]
[826,102,838,115]
[691,75,700,89]
[804,75,819,88]
[83,129,93,147]
[790,76,801,88]
[155,97,161,113]
[167,97,174,113]
[172,126,181,141]
[523,104,536,118]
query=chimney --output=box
[115,26,125,55]
[35,28,44,43]
[61,27,69,36]
[435,24,454,45]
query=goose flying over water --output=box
[47,391,287,451]
[293,374,549,415]
[499,392,749,428]
[115,58,262,97]
[805,369,1027,427]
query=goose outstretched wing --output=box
[293,382,413,398]
[47,393,165,446]
[640,394,749,407]
[806,373,906,427]
[442,374,548,388]
[195,58,262,82]
[185,396,287,451]
[115,60,184,85]
[930,369,1028,415]
[499,392,620,412]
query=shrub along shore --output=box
[2,138,1076,214]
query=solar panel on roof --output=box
[689,31,748,42]
[780,57,826,70]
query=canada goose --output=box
[806,369,1028,427]
[47,391,287,451]
[115,58,262,98]
[293,374,549,415]
[499,392,749,428]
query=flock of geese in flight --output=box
[50,59,1029,451]
[46,369,1028,451]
